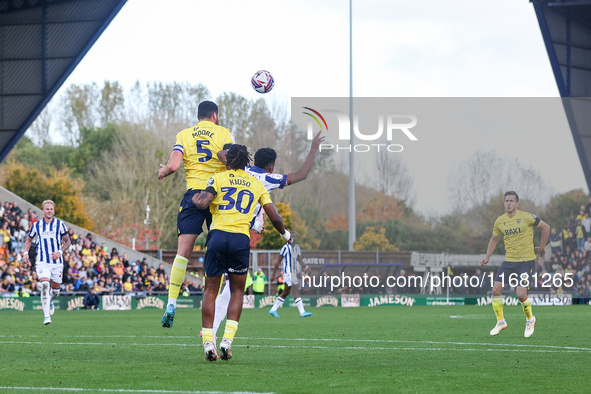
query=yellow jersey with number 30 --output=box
[206,169,272,237]
[493,210,541,262]
[173,121,235,190]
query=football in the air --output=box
[251,70,275,93]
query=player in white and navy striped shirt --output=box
[23,200,71,326]
[268,232,311,317]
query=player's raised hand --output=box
[311,131,325,152]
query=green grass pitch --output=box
[1,305,590,394]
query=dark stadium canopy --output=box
[0,0,127,162]
[533,0,591,191]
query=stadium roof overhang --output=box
[533,0,591,191]
[0,0,127,163]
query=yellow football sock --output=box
[202,328,214,344]
[521,298,533,320]
[169,255,189,300]
[223,320,239,342]
[492,296,504,321]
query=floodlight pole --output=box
[348,0,356,251]
[144,205,151,250]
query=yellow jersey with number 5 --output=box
[205,169,272,237]
[173,120,235,190]
[492,210,540,262]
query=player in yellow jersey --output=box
[157,101,235,328]
[481,191,550,338]
[193,144,291,362]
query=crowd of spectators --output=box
[544,199,591,304]
[0,201,202,298]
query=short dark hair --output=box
[198,101,218,120]
[227,144,251,170]
[254,148,277,169]
[504,191,519,202]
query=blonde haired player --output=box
[22,200,71,325]
[481,191,550,338]
[158,101,235,328]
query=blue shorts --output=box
[494,260,535,289]
[177,189,212,236]
[204,230,250,277]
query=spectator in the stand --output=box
[188,281,201,294]
[20,213,29,233]
[104,277,116,293]
[96,280,110,295]
[121,253,129,267]
[576,221,585,252]
[63,268,75,292]
[29,209,39,226]
[568,215,578,235]
[156,264,166,277]
[113,262,124,277]
[11,202,22,218]
[83,287,100,310]
[582,212,591,236]
[1,276,15,294]
[252,268,266,295]
[123,276,133,293]
[565,231,577,253]
[549,228,562,255]
[112,277,123,294]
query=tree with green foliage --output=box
[4,163,93,229]
[353,227,397,251]
[257,202,311,250]
[542,189,589,230]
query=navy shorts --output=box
[494,260,535,289]
[204,230,250,277]
[177,189,212,236]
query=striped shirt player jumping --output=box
[23,200,71,325]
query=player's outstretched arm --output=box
[157,150,182,180]
[193,191,215,210]
[481,235,499,266]
[287,132,325,186]
[262,203,290,240]
[537,220,551,258]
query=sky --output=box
[44,0,587,214]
